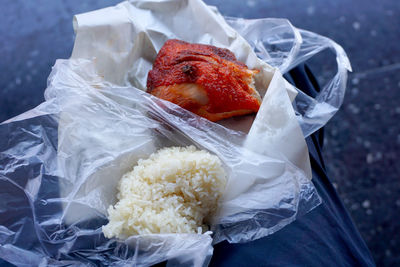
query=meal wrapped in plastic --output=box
[0,0,350,266]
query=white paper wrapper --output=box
[70,0,310,176]
[0,0,351,266]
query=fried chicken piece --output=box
[147,39,261,122]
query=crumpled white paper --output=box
[70,0,310,177]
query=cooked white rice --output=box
[102,146,226,238]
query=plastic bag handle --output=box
[227,17,352,137]
[285,29,352,137]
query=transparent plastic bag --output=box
[226,17,352,137]
[0,0,351,266]
[0,59,319,266]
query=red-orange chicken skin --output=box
[147,39,261,122]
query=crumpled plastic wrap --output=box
[0,0,350,266]
[225,17,352,136]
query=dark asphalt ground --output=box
[1,0,398,265]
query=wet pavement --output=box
[1,0,399,265]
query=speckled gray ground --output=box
[1,0,399,265]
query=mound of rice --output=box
[102,146,226,238]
